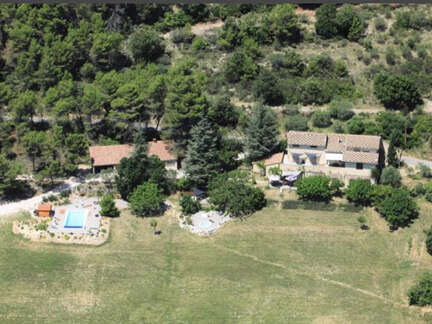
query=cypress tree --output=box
[387,131,399,168]
[184,116,221,188]
[245,105,279,161]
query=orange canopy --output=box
[38,204,52,212]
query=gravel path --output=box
[401,156,432,168]
[0,177,85,216]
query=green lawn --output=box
[1,197,432,323]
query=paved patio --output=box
[180,210,230,236]
[48,197,101,235]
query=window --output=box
[292,144,299,148]
[310,145,317,148]
[356,163,363,170]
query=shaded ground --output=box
[1,195,432,323]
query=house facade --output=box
[89,140,178,173]
[259,131,384,183]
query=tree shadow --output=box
[4,180,36,200]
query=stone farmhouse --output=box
[261,131,385,183]
[89,140,178,173]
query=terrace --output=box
[48,198,101,235]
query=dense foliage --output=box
[129,182,166,217]
[0,3,432,205]
[374,73,422,112]
[380,166,402,187]
[115,153,171,200]
[426,226,432,256]
[100,193,119,217]
[345,179,373,206]
[296,175,332,202]
[184,116,222,188]
[245,105,279,161]
[180,193,201,215]
[408,272,432,306]
[209,171,266,218]
[376,188,418,228]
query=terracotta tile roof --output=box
[89,141,176,167]
[345,134,381,151]
[326,134,346,152]
[264,152,284,166]
[287,131,327,147]
[343,151,379,164]
[288,131,381,152]
[38,204,52,211]
[148,140,176,161]
[89,144,134,167]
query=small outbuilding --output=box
[192,188,206,201]
[37,204,53,217]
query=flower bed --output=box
[13,217,110,246]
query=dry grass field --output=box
[1,191,432,323]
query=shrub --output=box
[47,194,58,202]
[191,36,209,52]
[346,179,373,206]
[374,17,387,31]
[426,191,432,203]
[60,189,71,198]
[180,193,201,215]
[426,226,432,256]
[176,177,192,192]
[347,116,365,134]
[127,26,165,63]
[209,171,266,218]
[418,163,432,178]
[296,175,332,202]
[401,45,412,60]
[332,120,345,133]
[408,272,432,306]
[381,166,402,187]
[312,111,332,128]
[285,114,309,131]
[35,222,48,231]
[371,185,394,206]
[330,178,344,196]
[385,47,397,65]
[376,188,418,228]
[100,194,120,218]
[224,51,258,83]
[296,78,331,105]
[411,183,426,197]
[328,99,354,121]
[269,167,282,176]
[376,34,386,44]
[252,69,284,106]
[129,182,166,217]
[357,215,367,224]
[170,27,194,44]
[374,72,422,112]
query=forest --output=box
[1,3,432,198]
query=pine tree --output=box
[387,131,399,168]
[245,105,279,161]
[184,116,221,188]
[133,127,149,159]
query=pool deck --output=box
[48,198,101,235]
[180,210,230,236]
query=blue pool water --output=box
[199,220,212,229]
[64,210,86,228]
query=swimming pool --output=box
[199,220,212,229]
[64,210,87,228]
